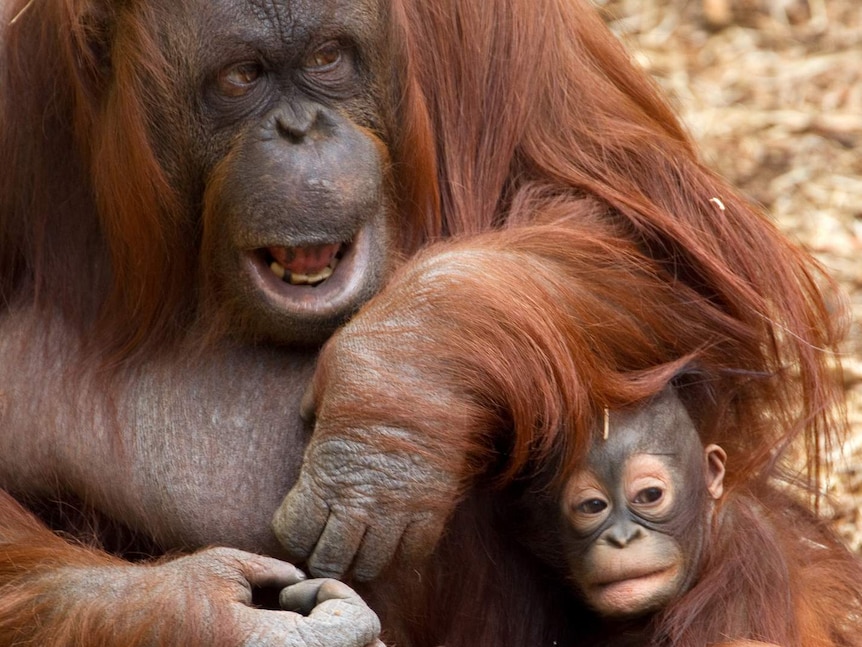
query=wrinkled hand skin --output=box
[270,248,528,584]
[273,429,461,582]
[271,287,476,583]
[70,548,384,647]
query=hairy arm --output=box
[0,491,384,647]
[273,212,736,581]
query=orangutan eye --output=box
[633,487,663,505]
[304,41,343,70]
[217,62,263,98]
[577,498,608,515]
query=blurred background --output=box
[594,0,861,550]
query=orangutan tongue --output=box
[269,243,341,275]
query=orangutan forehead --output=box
[243,0,382,34]
[589,389,701,466]
[173,0,384,45]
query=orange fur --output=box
[310,216,862,646]
[0,0,856,644]
[0,492,244,647]
[652,482,862,646]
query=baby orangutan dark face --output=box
[561,391,726,618]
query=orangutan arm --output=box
[0,491,384,647]
[272,217,730,581]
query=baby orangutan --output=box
[560,390,726,622]
[523,389,785,646]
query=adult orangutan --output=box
[0,0,857,645]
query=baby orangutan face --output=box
[561,391,726,618]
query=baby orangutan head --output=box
[561,390,726,618]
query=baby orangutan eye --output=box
[633,487,663,505]
[577,498,608,515]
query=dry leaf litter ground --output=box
[596,0,862,551]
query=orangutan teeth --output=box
[270,261,287,279]
[268,247,342,285]
[289,266,334,285]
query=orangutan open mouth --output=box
[243,227,376,323]
[261,242,346,287]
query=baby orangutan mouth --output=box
[265,242,345,286]
[587,565,681,616]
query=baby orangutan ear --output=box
[704,444,727,500]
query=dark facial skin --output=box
[560,391,726,618]
[158,0,395,344]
